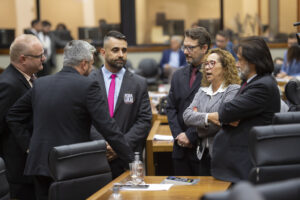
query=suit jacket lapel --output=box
[186,66,202,98]
[96,67,109,99]
[10,64,31,89]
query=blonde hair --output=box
[10,34,40,63]
[201,48,241,87]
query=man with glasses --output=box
[0,34,44,199]
[6,40,134,200]
[166,27,211,176]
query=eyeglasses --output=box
[181,45,201,52]
[24,53,45,60]
[203,60,219,69]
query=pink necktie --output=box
[108,74,117,117]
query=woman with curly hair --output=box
[183,48,240,175]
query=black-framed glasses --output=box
[181,45,201,52]
[24,53,45,60]
[203,60,219,69]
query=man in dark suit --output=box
[89,31,152,178]
[25,19,42,37]
[160,36,186,82]
[6,40,134,200]
[37,20,67,76]
[0,34,45,199]
[166,27,211,175]
[210,36,281,182]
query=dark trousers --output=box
[109,158,128,179]
[173,150,211,176]
[9,182,36,200]
[33,175,53,200]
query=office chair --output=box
[272,112,300,124]
[137,58,160,86]
[48,140,112,200]
[285,78,300,111]
[248,124,300,184]
[201,178,300,200]
[0,157,10,200]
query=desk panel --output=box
[87,171,231,200]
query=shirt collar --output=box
[15,67,32,86]
[102,65,125,80]
[201,82,226,96]
[247,74,257,83]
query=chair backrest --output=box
[137,58,159,85]
[48,140,112,200]
[0,157,10,200]
[248,124,300,184]
[285,78,300,110]
[272,112,300,124]
[201,178,300,200]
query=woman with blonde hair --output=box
[183,48,240,175]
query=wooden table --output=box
[87,171,231,200]
[146,120,173,175]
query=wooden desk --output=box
[146,120,173,175]
[87,171,231,200]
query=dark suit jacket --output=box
[89,67,152,153]
[6,66,134,177]
[166,64,202,160]
[211,75,281,182]
[160,49,186,69]
[0,64,32,187]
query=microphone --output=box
[293,22,300,26]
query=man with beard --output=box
[6,40,134,199]
[210,36,281,182]
[166,27,211,175]
[89,31,152,178]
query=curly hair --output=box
[201,48,241,87]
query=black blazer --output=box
[6,66,134,177]
[211,75,281,182]
[89,67,152,153]
[0,64,32,185]
[166,64,202,159]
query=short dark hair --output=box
[287,45,300,63]
[42,20,51,27]
[216,30,228,39]
[31,19,40,27]
[185,27,211,52]
[104,31,127,43]
[288,32,297,39]
[237,36,274,76]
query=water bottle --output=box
[108,184,122,200]
[131,152,144,185]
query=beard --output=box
[106,57,127,70]
[238,64,250,81]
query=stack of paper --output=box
[153,134,173,141]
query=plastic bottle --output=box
[132,152,144,185]
[108,184,122,200]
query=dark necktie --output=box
[238,82,247,94]
[29,74,36,86]
[189,67,198,88]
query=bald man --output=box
[0,34,45,199]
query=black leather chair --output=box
[137,58,160,86]
[272,112,300,124]
[285,78,300,111]
[201,178,300,200]
[0,157,10,200]
[48,140,112,200]
[248,124,300,184]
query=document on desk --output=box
[119,184,173,191]
[153,134,174,141]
